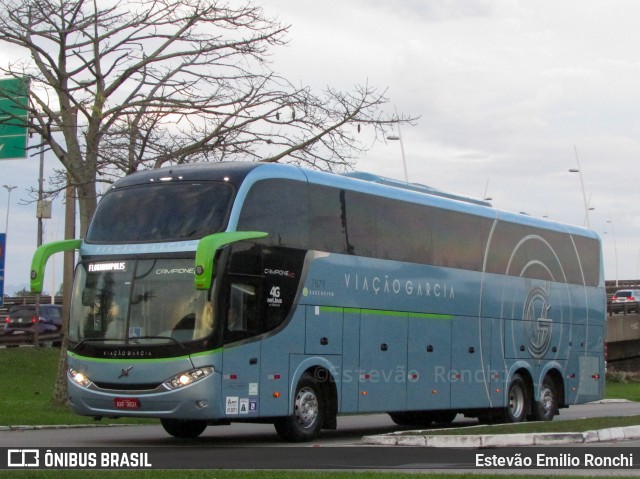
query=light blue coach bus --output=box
[30,161,605,441]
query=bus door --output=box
[219,243,306,418]
[220,244,264,418]
[220,278,262,417]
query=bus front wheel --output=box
[160,418,208,438]
[274,373,325,442]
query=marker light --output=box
[164,367,214,390]
[68,368,92,388]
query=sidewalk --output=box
[364,400,640,447]
[363,424,640,447]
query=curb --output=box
[362,425,640,448]
[588,399,631,404]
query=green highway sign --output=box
[0,77,29,160]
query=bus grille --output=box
[93,381,162,391]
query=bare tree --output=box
[0,0,413,406]
[0,0,412,237]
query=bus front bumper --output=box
[67,370,222,420]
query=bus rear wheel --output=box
[160,418,208,438]
[532,375,558,421]
[502,373,528,423]
[274,373,325,442]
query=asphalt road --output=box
[2,402,640,474]
[2,401,640,448]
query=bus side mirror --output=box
[30,239,82,293]
[194,231,268,291]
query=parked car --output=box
[2,304,63,346]
[611,289,640,314]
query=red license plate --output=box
[114,398,141,409]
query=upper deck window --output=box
[86,182,234,243]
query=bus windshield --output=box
[69,258,214,345]
[85,182,233,243]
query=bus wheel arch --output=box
[532,369,563,421]
[274,367,337,442]
[311,366,338,430]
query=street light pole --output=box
[606,219,619,288]
[569,146,591,228]
[3,185,16,234]
[386,108,409,182]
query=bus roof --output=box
[112,161,263,188]
[341,171,491,207]
[110,161,598,241]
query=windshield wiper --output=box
[127,335,187,350]
[71,337,119,351]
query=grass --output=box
[605,369,640,401]
[604,381,640,402]
[0,347,151,426]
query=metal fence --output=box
[608,300,640,316]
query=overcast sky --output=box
[1,0,639,295]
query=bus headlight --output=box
[164,367,214,390]
[68,368,92,388]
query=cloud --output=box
[3,0,640,289]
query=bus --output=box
[30,161,606,441]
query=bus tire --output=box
[274,373,324,442]
[532,375,558,421]
[502,373,528,423]
[160,418,208,438]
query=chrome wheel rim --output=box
[539,384,554,415]
[508,383,525,419]
[294,386,318,429]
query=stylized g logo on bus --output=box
[524,284,553,359]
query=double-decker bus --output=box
[31,161,605,441]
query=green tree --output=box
[13,287,31,297]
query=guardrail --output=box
[0,332,63,347]
[608,301,640,316]
[1,295,63,315]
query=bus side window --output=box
[225,281,258,342]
